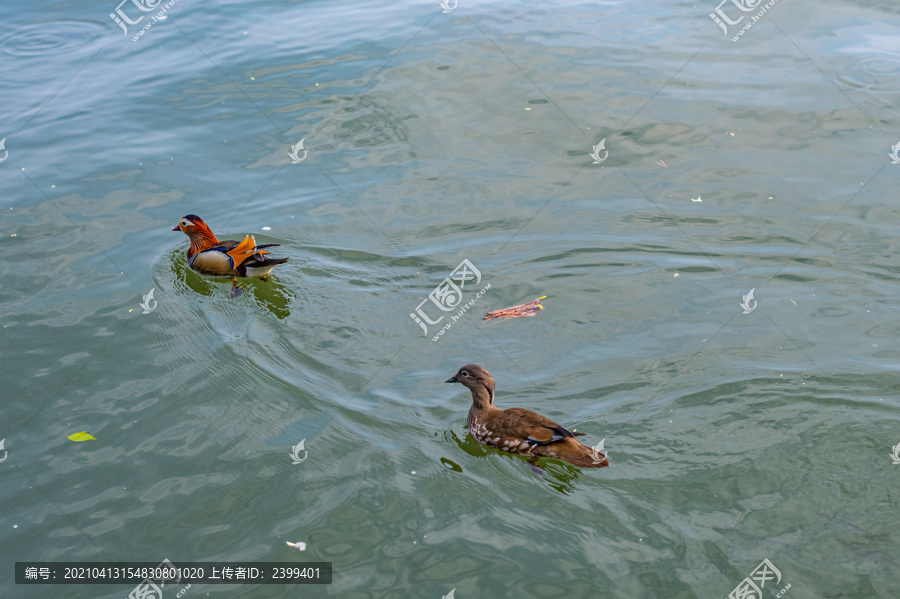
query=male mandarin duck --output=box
[172,215,289,282]
[446,364,608,468]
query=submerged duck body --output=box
[446,364,608,468]
[172,214,288,280]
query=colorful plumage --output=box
[172,215,288,282]
[446,364,608,469]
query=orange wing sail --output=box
[226,235,258,269]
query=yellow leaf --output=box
[68,432,96,442]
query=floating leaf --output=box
[484,296,546,321]
[68,432,96,442]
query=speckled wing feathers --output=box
[473,407,608,468]
[491,408,575,444]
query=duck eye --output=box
[461,370,469,377]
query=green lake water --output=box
[1,0,899,597]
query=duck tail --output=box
[556,438,609,468]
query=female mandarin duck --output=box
[446,364,608,468]
[172,215,289,282]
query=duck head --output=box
[173,215,220,256]
[172,214,209,234]
[446,364,495,406]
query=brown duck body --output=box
[173,215,288,279]
[447,364,608,468]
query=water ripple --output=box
[1,20,105,57]
[838,55,900,92]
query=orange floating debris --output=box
[483,296,546,321]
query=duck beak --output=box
[445,375,458,383]
[172,224,181,231]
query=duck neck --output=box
[187,228,220,257]
[468,384,495,412]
